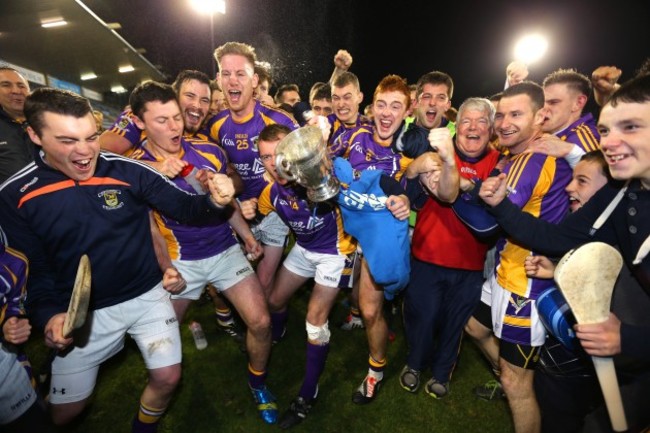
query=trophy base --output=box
[307,178,340,202]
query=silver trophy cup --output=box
[275,126,340,202]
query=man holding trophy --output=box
[245,123,410,428]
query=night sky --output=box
[85,0,649,113]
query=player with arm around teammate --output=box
[0,87,235,432]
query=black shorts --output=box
[500,340,541,370]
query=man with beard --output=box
[481,73,650,433]
[99,70,212,177]
[474,82,572,433]
[100,69,244,340]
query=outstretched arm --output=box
[329,49,353,84]
[591,65,622,106]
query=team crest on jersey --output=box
[251,135,259,152]
[509,295,531,314]
[117,117,130,129]
[98,189,124,210]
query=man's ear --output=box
[26,126,42,146]
[574,93,588,112]
[534,107,547,126]
[132,114,145,130]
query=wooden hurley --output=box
[554,242,627,432]
[62,254,92,338]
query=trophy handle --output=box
[275,154,298,181]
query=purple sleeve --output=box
[0,247,28,323]
[108,110,143,147]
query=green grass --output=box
[25,287,513,432]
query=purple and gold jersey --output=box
[105,109,146,155]
[495,152,572,298]
[201,100,298,201]
[106,109,213,156]
[327,113,372,156]
[556,112,600,152]
[257,183,355,256]
[331,126,413,181]
[0,242,28,322]
[131,137,237,260]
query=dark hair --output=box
[635,58,650,78]
[488,92,503,103]
[501,81,545,111]
[607,73,650,108]
[171,70,211,94]
[259,123,291,142]
[277,102,293,115]
[130,81,177,119]
[275,84,300,104]
[24,87,92,136]
[580,150,612,181]
[416,71,454,99]
[542,68,591,97]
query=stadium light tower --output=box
[189,0,226,78]
[514,33,548,64]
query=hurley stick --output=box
[554,242,627,432]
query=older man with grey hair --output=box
[399,97,502,398]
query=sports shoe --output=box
[352,374,383,404]
[473,379,506,401]
[399,365,421,393]
[424,378,449,399]
[249,385,278,424]
[217,321,244,343]
[340,314,364,330]
[278,396,313,429]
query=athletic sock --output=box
[215,306,234,326]
[270,310,289,341]
[132,400,166,433]
[298,342,329,401]
[368,355,386,381]
[248,363,267,390]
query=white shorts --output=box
[251,211,289,247]
[49,284,181,404]
[0,347,37,423]
[171,244,254,300]
[282,243,346,288]
[480,273,493,307]
[489,275,546,347]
